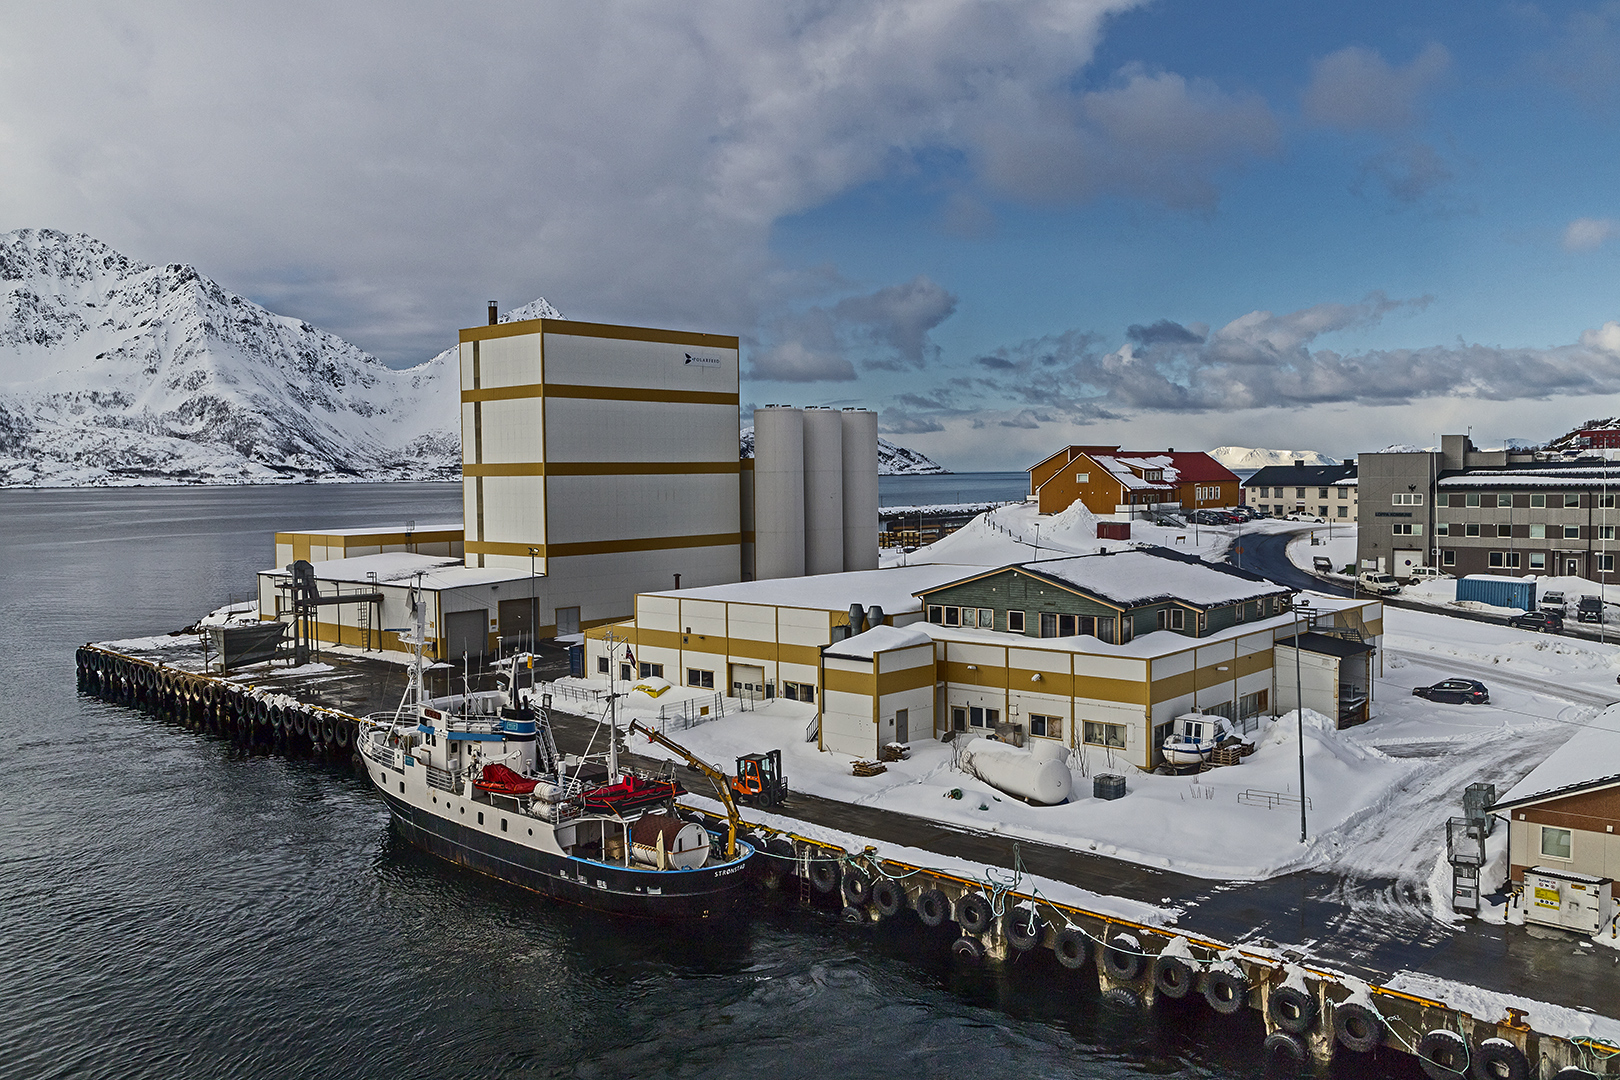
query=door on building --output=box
[1393,549,1423,577]
[555,606,581,637]
[895,708,909,743]
[730,663,765,701]
[1567,558,1581,575]
[497,598,533,650]
[444,609,488,666]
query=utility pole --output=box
[1294,600,1310,844]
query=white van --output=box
[1358,571,1402,595]
[1406,567,1449,583]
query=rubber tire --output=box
[292,710,308,736]
[1333,1001,1385,1054]
[872,878,906,919]
[956,893,993,936]
[808,858,840,895]
[1152,954,1198,1000]
[1471,1040,1530,1080]
[915,888,949,928]
[1268,984,1317,1036]
[842,871,871,908]
[1101,938,1145,983]
[1263,1031,1308,1077]
[950,936,984,963]
[1100,986,1142,1013]
[840,905,864,924]
[1004,909,1044,952]
[1417,1029,1469,1080]
[1053,927,1089,970]
[336,720,352,748]
[760,859,788,891]
[1203,967,1249,1015]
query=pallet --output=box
[1208,746,1245,768]
[851,760,888,777]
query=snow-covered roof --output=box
[1438,466,1620,489]
[260,551,533,590]
[1242,462,1358,487]
[825,624,934,660]
[278,523,460,537]
[1091,455,1177,491]
[1492,707,1620,810]
[920,605,1317,660]
[646,563,992,615]
[923,550,1286,609]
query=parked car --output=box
[1357,571,1401,595]
[1286,512,1325,523]
[1413,678,1490,705]
[1540,590,1566,612]
[1407,567,1450,583]
[1578,595,1604,623]
[1508,610,1563,634]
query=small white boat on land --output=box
[1161,711,1244,770]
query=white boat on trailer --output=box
[1160,711,1247,771]
[357,596,753,918]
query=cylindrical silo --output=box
[803,407,845,576]
[841,408,880,571]
[753,406,805,580]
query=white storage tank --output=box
[754,406,806,580]
[958,737,1073,805]
[841,408,879,572]
[803,406,846,576]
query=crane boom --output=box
[625,719,740,858]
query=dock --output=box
[76,641,1620,1078]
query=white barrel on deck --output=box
[630,814,711,870]
[959,737,1073,805]
[841,408,879,572]
[803,407,845,576]
[753,406,806,580]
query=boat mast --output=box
[607,632,620,782]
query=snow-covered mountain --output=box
[739,424,948,474]
[1209,445,1337,470]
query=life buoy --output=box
[1202,966,1248,1015]
[1471,1039,1529,1080]
[1263,1031,1308,1076]
[955,893,993,936]
[1333,1000,1385,1054]
[1101,936,1145,982]
[842,871,871,907]
[872,878,906,919]
[950,936,984,963]
[1052,927,1090,970]
[1268,984,1317,1035]
[1416,1029,1468,1080]
[915,888,949,928]
[1004,908,1045,952]
[1152,954,1198,999]
[808,858,840,895]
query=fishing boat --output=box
[357,595,752,917]
[1160,711,1245,771]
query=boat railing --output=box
[425,763,457,793]
[544,680,610,707]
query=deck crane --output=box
[625,720,742,859]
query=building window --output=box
[969,706,985,727]
[1466,493,1480,508]
[1436,522,1449,535]
[1197,611,1208,634]
[1083,721,1127,749]
[1337,487,1349,499]
[943,607,961,626]
[1156,609,1168,629]
[1008,610,1026,633]
[1120,618,1134,643]
[1540,826,1573,860]
[1600,526,1617,540]
[1235,602,1246,623]
[783,681,815,703]
[976,607,994,628]
[1039,613,1057,638]
[1295,487,1306,498]
[1529,553,1546,570]
[1603,494,1617,509]
[952,707,967,731]
[1337,506,1348,518]
[1498,493,1512,507]
[1392,493,1424,505]
[598,656,609,674]
[1170,608,1185,630]
[1566,493,1581,508]
[1565,525,1581,539]
[928,605,943,623]
[639,662,664,679]
[1393,523,1415,535]
[1318,505,1329,516]
[1029,714,1062,739]
[1530,493,1546,508]
[1488,552,1522,569]
[688,668,714,689]
[1497,524,1512,538]
[1058,614,1077,636]
[1529,524,1545,539]
[1600,554,1616,572]
[1465,524,1481,537]
[1442,549,1456,566]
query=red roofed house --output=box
[1028,446,1241,519]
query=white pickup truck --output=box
[1357,571,1401,595]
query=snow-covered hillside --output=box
[1209,445,1337,469]
[739,424,947,474]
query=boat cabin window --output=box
[1184,721,1204,740]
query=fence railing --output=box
[1237,788,1313,811]
[654,693,727,732]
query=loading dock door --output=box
[445,609,488,664]
[730,663,765,701]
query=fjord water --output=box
[1,484,1278,1080]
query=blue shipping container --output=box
[1456,575,1537,611]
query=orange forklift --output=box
[730,749,787,808]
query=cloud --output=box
[748,274,957,382]
[1564,217,1619,251]
[1126,319,1205,346]
[1303,44,1450,132]
[1354,142,1455,204]
[1536,6,1620,107]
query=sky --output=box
[5,1,1620,469]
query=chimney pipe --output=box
[488,300,498,325]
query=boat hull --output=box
[377,786,753,919]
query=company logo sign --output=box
[684,352,722,367]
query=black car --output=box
[1412,679,1490,705]
[1508,610,1563,634]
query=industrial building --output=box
[1026,446,1240,518]
[586,548,1384,761]
[752,404,880,580]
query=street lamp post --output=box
[528,547,539,654]
[1293,600,1311,843]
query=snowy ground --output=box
[1286,525,1357,577]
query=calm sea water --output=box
[0,484,1283,1080]
[879,471,1028,507]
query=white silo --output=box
[802,407,846,575]
[841,408,880,571]
[753,406,806,580]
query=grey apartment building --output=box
[1357,435,1620,579]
